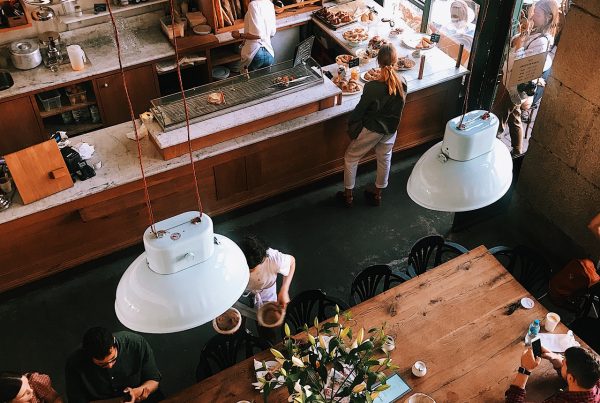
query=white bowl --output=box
[193,24,211,35]
[407,393,435,403]
[212,307,242,334]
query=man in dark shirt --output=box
[505,346,600,402]
[65,327,162,403]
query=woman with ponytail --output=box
[337,43,407,207]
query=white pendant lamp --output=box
[115,212,249,333]
[407,110,513,212]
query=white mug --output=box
[67,45,86,71]
[381,335,395,352]
[545,312,561,332]
[412,361,427,377]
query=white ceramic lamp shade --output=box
[115,212,249,333]
[407,111,513,212]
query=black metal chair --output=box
[284,289,350,336]
[407,235,469,277]
[349,264,410,305]
[195,329,271,382]
[489,245,553,300]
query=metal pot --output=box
[10,39,42,70]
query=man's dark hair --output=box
[239,235,268,270]
[0,372,23,403]
[565,347,600,389]
[82,327,116,360]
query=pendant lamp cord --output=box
[457,0,489,130]
[168,0,204,219]
[106,1,157,234]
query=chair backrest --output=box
[350,264,408,305]
[196,329,271,382]
[284,289,350,335]
[577,282,600,319]
[507,245,553,299]
[408,235,468,276]
[489,245,514,269]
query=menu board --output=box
[508,52,546,87]
[294,36,315,67]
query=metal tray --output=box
[150,58,325,132]
[312,9,357,30]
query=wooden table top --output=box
[165,245,575,402]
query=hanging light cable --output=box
[110,0,249,333]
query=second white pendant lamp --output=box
[407,110,513,212]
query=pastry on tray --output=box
[415,36,434,49]
[395,56,416,70]
[363,67,381,81]
[273,75,296,87]
[339,79,362,93]
[389,27,404,38]
[207,92,225,105]
[336,54,354,65]
[342,28,369,43]
[368,35,389,50]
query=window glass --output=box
[394,0,423,32]
[428,0,479,66]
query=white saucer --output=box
[521,297,534,309]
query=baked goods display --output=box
[366,36,389,57]
[207,92,225,105]
[314,7,354,28]
[342,27,369,45]
[335,54,354,65]
[355,49,372,65]
[416,36,434,49]
[360,10,376,22]
[363,68,381,81]
[273,75,296,87]
[334,78,362,94]
[395,56,416,70]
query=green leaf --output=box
[322,322,340,330]
[375,384,391,392]
[356,340,374,352]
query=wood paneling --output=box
[0,78,462,293]
[0,96,44,155]
[95,65,160,127]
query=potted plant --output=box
[254,307,398,402]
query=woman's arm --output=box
[348,84,374,123]
[277,256,295,308]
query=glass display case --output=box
[150,57,325,131]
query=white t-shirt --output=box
[241,0,276,65]
[247,248,292,292]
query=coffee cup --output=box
[544,312,561,332]
[0,176,12,193]
[381,335,395,352]
[412,361,427,377]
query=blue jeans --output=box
[248,47,274,71]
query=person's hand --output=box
[277,290,290,308]
[588,213,600,241]
[231,30,241,39]
[541,346,564,370]
[123,386,148,402]
[521,348,541,371]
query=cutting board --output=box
[4,140,73,204]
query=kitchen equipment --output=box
[160,16,185,39]
[3,140,74,204]
[66,44,85,71]
[0,70,14,90]
[211,65,229,80]
[31,5,59,39]
[36,89,62,111]
[60,146,96,181]
[60,0,77,15]
[45,36,63,71]
[9,39,42,70]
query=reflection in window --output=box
[393,0,423,32]
[428,0,479,66]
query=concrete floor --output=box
[0,151,579,398]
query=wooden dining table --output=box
[165,245,582,402]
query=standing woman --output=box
[0,372,63,403]
[231,0,276,71]
[337,43,407,207]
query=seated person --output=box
[505,346,600,402]
[239,235,296,309]
[0,372,63,403]
[65,327,162,403]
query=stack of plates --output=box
[212,66,230,80]
[192,24,212,35]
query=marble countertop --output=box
[0,9,314,101]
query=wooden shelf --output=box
[39,101,98,118]
[0,0,32,32]
[45,122,103,137]
[61,0,167,26]
[212,48,241,66]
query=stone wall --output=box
[517,0,600,258]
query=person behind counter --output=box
[65,327,162,403]
[429,0,476,51]
[231,0,276,71]
[337,43,407,207]
[0,372,63,403]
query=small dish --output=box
[212,65,230,80]
[520,297,535,309]
[193,24,212,35]
[407,392,436,403]
[212,307,241,334]
[257,301,285,328]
